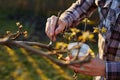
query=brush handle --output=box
[52,11,62,40]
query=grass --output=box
[0,46,68,80]
[0,45,93,80]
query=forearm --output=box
[60,0,97,27]
[106,61,120,80]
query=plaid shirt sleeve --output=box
[106,62,120,80]
[60,0,97,27]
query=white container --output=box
[68,42,90,57]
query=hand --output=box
[68,58,106,76]
[45,15,67,41]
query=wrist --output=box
[59,18,67,27]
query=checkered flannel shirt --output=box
[60,0,120,80]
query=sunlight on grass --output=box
[44,57,73,80]
[20,48,49,80]
[5,46,32,80]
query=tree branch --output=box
[0,37,91,67]
[14,41,54,50]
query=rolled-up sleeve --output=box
[60,0,97,27]
[106,62,120,80]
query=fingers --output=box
[50,15,58,36]
[45,15,66,41]
[68,58,105,76]
[45,15,58,40]
[68,63,93,74]
[55,25,65,35]
[55,19,66,35]
[68,65,95,76]
[68,65,90,72]
[46,18,51,38]
[82,63,92,69]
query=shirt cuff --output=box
[106,61,120,80]
[59,14,70,27]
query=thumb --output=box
[55,25,65,35]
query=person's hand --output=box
[45,15,67,41]
[68,58,106,76]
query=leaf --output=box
[23,31,28,38]
[70,28,80,33]
[78,31,94,42]
[88,34,94,40]
[82,18,95,24]
[89,49,95,58]
[6,31,12,35]
[58,54,63,59]
[16,22,20,26]
[55,42,68,50]
[93,27,100,33]
[101,27,107,33]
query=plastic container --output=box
[68,42,90,57]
